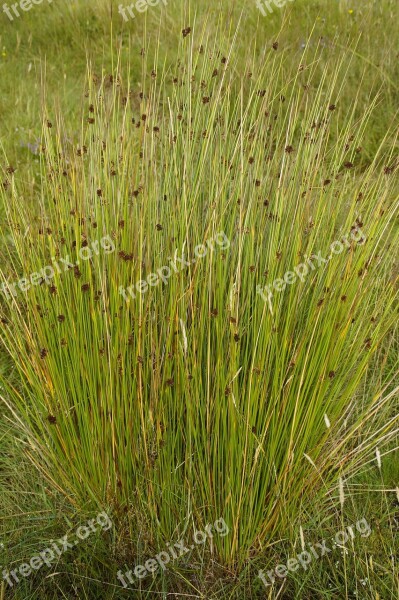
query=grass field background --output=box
[0,1,398,598]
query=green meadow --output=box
[0,1,398,598]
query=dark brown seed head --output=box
[47,415,57,424]
[328,370,335,379]
[156,224,163,231]
[88,118,95,124]
[81,283,90,292]
[329,104,336,111]
[182,27,191,38]
[57,315,65,322]
[234,334,240,342]
[40,348,48,359]
[272,41,279,50]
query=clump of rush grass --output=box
[0,21,398,597]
